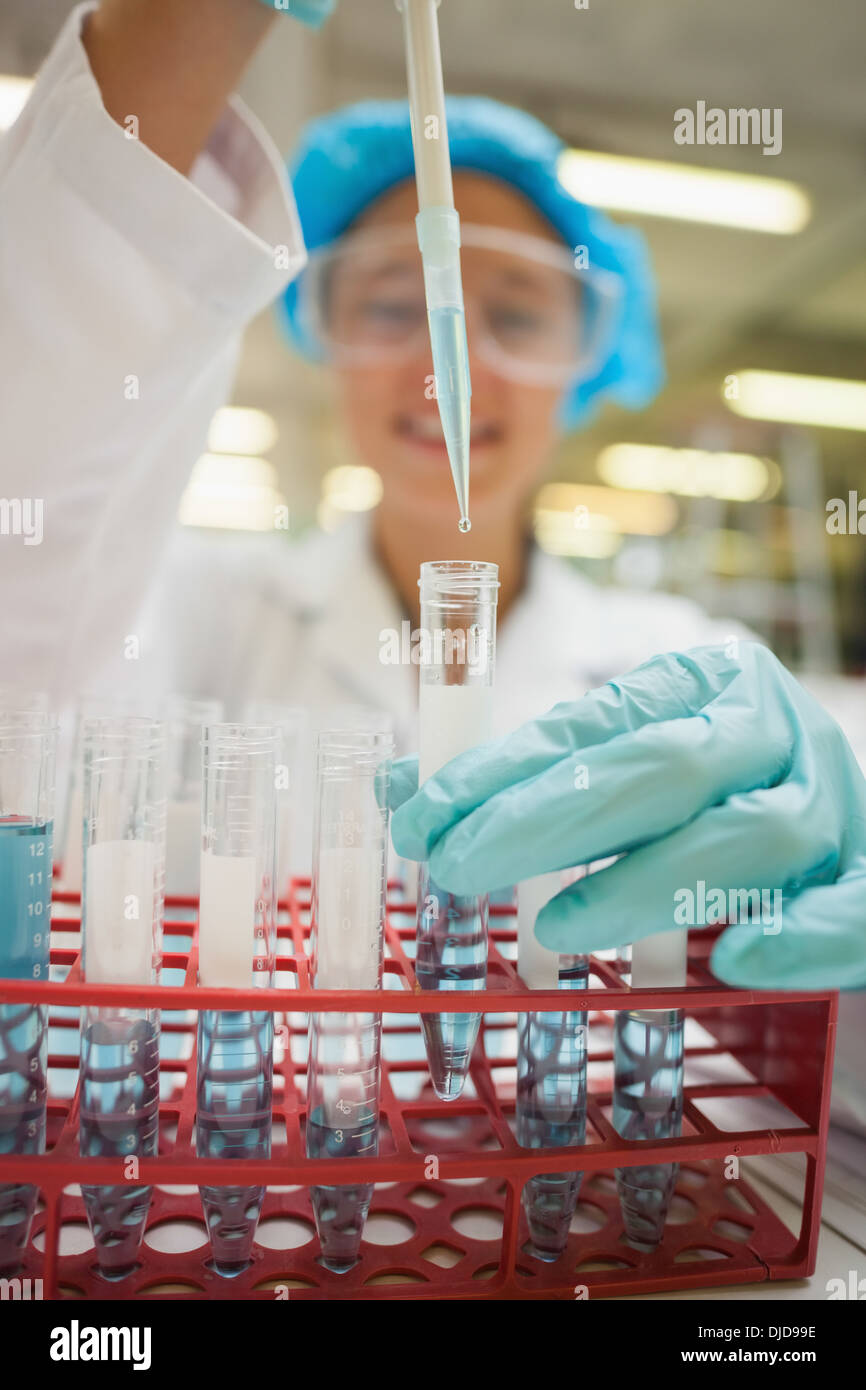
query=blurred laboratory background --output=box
[3,0,865,685]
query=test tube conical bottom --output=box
[420,1012,480,1102]
[524,1172,584,1263]
[200,1184,264,1278]
[615,1165,679,1252]
[0,1185,39,1275]
[82,1184,152,1281]
[310,1180,374,1274]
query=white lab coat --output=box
[1,7,863,1139]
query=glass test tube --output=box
[516,870,588,1263]
[415,560,498,1101]
[61,693,157,894]
[196,724,277,1278]
[0,713,57,1274]
[244,701,308,900]
[307,729,392,1274]
[164,695,223,898]
[79,717,166,1281]
[613,931,686,1250]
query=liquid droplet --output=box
[458,516,472,534]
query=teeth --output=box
[403,416,497,444]
[405,416,445,440]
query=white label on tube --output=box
[315,846,383,991]
[84,839,155,985]
[418,683,493,785]
[198,851,256,988]
[165,799,201,897]
[631,929,688,989]
[517,872,563,990]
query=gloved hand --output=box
[390,643,866,991]
[258,0,336,27]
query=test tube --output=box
[415,560,498,1100]
[61,693,157,894]
[306,728,393,1274]
[243,701,308,899]
[516,870,588,1263]
[0,712,57,1274]
[165,695,223,898]
[613,931,686,1250]
[79,717,166,1280]
[196,724,277,1278]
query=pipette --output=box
[397,0,472,532]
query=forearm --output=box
[83,0,276,174]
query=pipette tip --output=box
[458,516,471,533]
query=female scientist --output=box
[1,0,864,995]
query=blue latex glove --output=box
[390,643,866,991]
[258,0,336,27]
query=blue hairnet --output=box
[279,97,664,430]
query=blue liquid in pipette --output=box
[306,1011,380,1273]
[429,305,471,526]
[613,1008,684,1250]
[196,1010,273,1277]
[0,821,52,1274]
[80,1013,159,1280]
[516,955,588,1263]
[415,866,487,1101]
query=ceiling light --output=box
[557,149,810,234]
[322,465,383,512]
[724,370,866,431]
[207,406,278,456]
[535,482,677,536]
[597,443,775,502]
[179,454,286,531]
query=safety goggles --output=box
[293,224,623,386]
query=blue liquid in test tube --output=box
[613,1007,684,1250]
[613,929,686,1250]
[307,731,392,1273]
[415,562,499,1102]
[78,717,166,1281]
[196,724,278,1278]
[0,814,53,1274]
[516,954,588,1262]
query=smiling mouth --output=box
[395,414,502,452]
